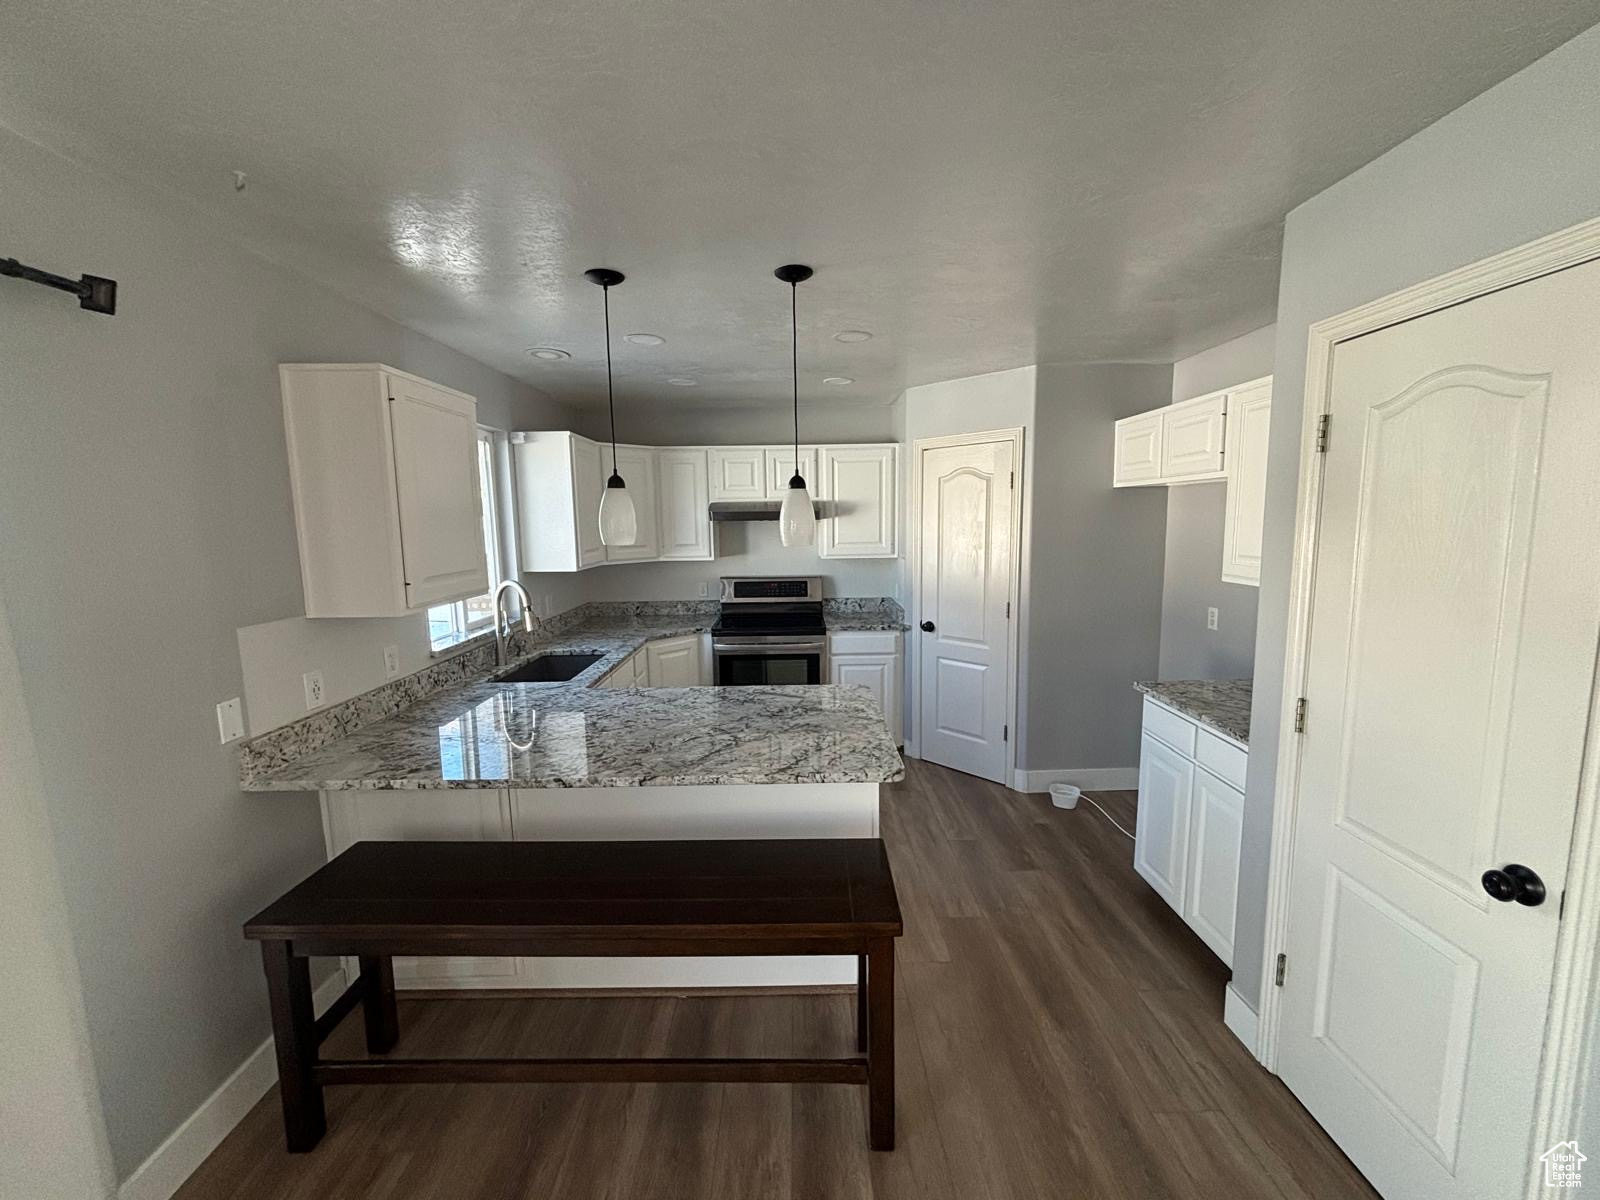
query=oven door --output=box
[712,638,827,686]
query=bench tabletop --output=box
[244,838,902,941]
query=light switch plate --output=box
[302,669,326,710]
[383,644,401,678]
[1207,607,1219,631]
[216,697,244,744]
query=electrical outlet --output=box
[1207,607,1219,631]
[216,697,244,744]
[302,669,326,710]
[382,644,401,678]
[698,581,710,598]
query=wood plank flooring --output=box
[177,759,1377,1200]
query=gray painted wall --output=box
[1235,21,1600,1009]
[0,124,575,1178]
[1158,324,1274,679]
[1026,365,1170,771]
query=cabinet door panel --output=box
[1113,411,1163,486]
[571,437,607,568]
[1161,393,1227,481]
[708,448,766,500]
[1185,770,1243,965]
[603,446,659,562]
[1221,379,1272,585]
[388,377,488,608]
[646,636,702,687]
[322,790,517,988]
[1134,733,1194,910]
[656,449,713,560]
[830,654,898,740]
[818,445,897,558]
[765,446,817,498]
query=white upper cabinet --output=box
[512,431,608,572]
[1160,392,1228,482]
[280,364,487,617]
[708,447,767,500]
[764,445,818,497]
[602,445,659,563]
[1112,411,1164,486]
[655,448,714,560]
[1220,378,1272,586]
[817,445,898,559]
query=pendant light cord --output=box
[790,280,800,478]
[602,283,618,477]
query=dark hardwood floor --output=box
[177,759,1377,1199]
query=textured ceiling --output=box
[1,0,1594,410]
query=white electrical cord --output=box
[1050,783,1135,840]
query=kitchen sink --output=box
[491,653,604,684]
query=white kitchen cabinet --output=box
[709,447,767,500]
[828,631,902,743]
[1112,411,1164,486]
[646,634,703,687]
[1220,378,1272,586]
[817,445,898,559]
[1133,696,1247,966]
[280,364,487,617]
[1134,732,1194,912]
[655,448,714,560]
[1160,392,1228,482]
[602,445,660,563]
[764,445,818,497]
[512,431,607,571]
[321,788,516,988]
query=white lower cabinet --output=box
[827,631,902,743]
[1133,697,1246,966]
[321,789,518,988]
[645,634,702,687]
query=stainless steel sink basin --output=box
[491,653,604,684]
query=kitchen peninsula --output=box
[239,602,906,991]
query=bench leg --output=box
[359,955,399,1054]
[856,954,868,1053]
[866,938,895,1151]
[260,940,325,1152]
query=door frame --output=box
[1255,214,1600,1196]
[908,427,1026,786]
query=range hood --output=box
[709,499,836,522]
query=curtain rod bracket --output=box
[1,256,118,315]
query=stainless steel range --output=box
[711,576,827,686]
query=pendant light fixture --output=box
[774,263,817,548]
[585,267,638,547]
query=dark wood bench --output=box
[243,838,904,1152]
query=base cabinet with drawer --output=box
[827,631,903,744]
[1133,696,1246,966]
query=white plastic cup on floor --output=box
[1049,782,1081,810]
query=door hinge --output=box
[1275,953,1287,987]
[1006,601,1011,618]
[1315,413,1331,453]
[1294,697,1307,734]
[1003,724,1009,743]
[1009,470,1015,489]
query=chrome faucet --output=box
[492,579,535,667]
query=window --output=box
[428,429,508,652]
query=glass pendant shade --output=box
[778,473,816,548]
[598,474,638,546]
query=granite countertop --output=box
[242,618,905,791]
[825,614,910,632]
[1134,679,1252,745]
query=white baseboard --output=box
[118,972,347,1200]
[1223,981,1261,1058]
[1011,767,1138,793]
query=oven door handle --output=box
[711,641,828,654]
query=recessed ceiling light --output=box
[524,346,570,360]
[834,330,872,343]
[666,377,698,386]
[624,333,665,346]
[823,376,854,386]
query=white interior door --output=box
[916,437,1016,783]
[1278,258,1600,1200]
